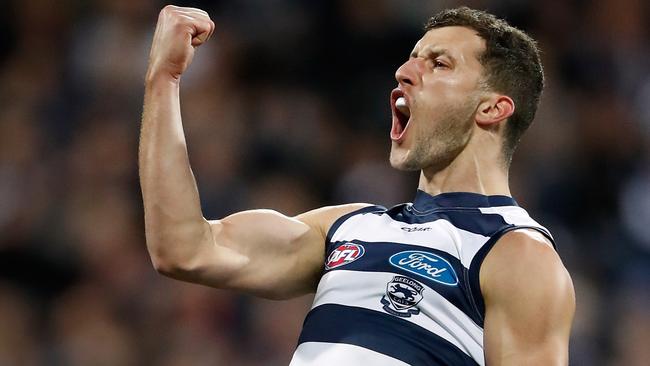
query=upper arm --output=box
[179,204,371,299]
[481,229,575,366]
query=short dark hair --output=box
[425,7,544,163]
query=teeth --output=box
[395,97,410,117]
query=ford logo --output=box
[389,250,458,286]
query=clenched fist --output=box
[146,5,215,82]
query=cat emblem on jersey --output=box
[381,275,424,318]
[325,243,365,270]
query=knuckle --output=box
[161,4,175,14]
[168,14,188,28]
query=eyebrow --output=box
[410,47,456,63]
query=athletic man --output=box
[139,5,575,366]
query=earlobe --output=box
[476,96,515,126]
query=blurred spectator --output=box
[0,1,648,365]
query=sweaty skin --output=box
[140,7,574,365]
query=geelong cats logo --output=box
[381,276,424,318]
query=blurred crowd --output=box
[0,0,649,365]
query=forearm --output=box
[139,75,211,273]
[138,7,333,296]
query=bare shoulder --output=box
[482,229,575,352]
[296,203,376,238]
[481,229,575,364]
[480,229,573,300]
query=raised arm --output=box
[481,230,575,365]
[139,6,368,299]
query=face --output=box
[389,26,487,171]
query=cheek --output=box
[415,88,460,122]
[423,73,479,99]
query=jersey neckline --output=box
[412,189,518,211]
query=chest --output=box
[318,213,481,319]
[329,212,464,257]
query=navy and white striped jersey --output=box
[290,190,554,366]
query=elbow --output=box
[146,239,201,280]
[150,255,182,277]
[150,251,233,289]
[150,252,208,283]
[144,220,213,280]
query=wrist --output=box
[145,67,181,88]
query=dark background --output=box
[0,0,648,365]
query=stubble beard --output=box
[390,99,476,172]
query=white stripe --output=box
[331,212,491,268]
[312,270,484,364]
[290,342,409,366]
[479,206,552,238]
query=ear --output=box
[475,95,515,126]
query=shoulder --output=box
[480,229,574,311]
[295,203,379,239]
[480,232,575,364]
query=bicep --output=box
[196,204,370,299]
[481,230,575,365]
[196,209,321,299]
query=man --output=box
[139,5,575,366]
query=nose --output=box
[395,58,424,87]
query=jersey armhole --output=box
[466,225,556,326]
[325,205,386,246]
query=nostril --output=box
[395,66,415,86]
[400,76,414,86]
[395,58,420,86]
[395,72,412,86]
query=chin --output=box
[389,149,421,172]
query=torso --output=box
[290,190,554,366]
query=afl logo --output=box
[325,243,365,270]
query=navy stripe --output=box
[298,304,480,366]
[383,205,510,237]
[468,225,558,325]
[412,190,518,210]
[326,240,482,326]
[326,205,386,244]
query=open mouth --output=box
[390,88,411,141]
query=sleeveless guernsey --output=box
[290,190,554,366]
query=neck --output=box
[417,141,511,197]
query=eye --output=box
[433,59,449,69]
[426,57,449,70]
